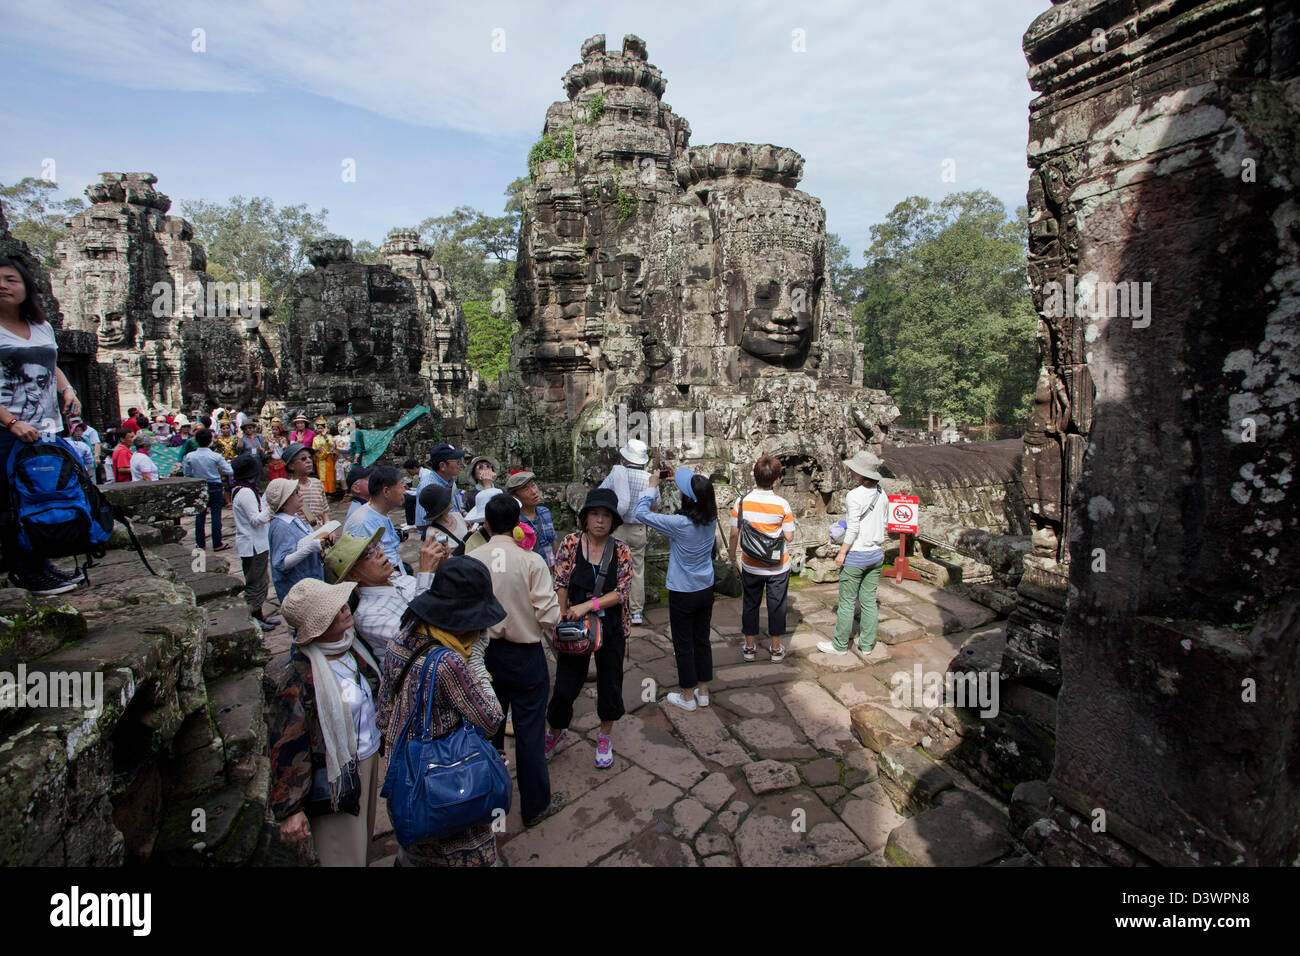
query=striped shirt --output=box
[731,488,794,577]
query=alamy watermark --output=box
[890,664,999,718]
[594,403,706,456]
[1040,273,1152,328]
[0,664,103,719]
[151,279,262,321]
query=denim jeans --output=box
[833,561,883,651]
[196,480,224,548]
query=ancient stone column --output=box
[1019,0,1299,866]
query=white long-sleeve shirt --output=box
[232,486,273,556]
[842,484,886,553]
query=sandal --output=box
[743,642,757,662]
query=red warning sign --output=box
[887,494,919,534]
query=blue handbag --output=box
[380,647,512,845]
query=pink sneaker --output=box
[544,728,567,761]
[595,733,614,768]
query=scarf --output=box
[417,622,474,660]
[378,622,481,739]
[301,630,380,809]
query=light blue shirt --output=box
[634,489,715,593]
[182,447,234,482]
[345,503,403,570]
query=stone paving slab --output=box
[894,579,998,632]
[732,717,818,760]
[501,766,681,866]
[779,680,857,753]
[712,688,782,718]
[613,712,709,789]
[733,789,866,866]
[712,662,800,691]
[661,701,751,766]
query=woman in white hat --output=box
[819,451,888,657]
[269,578,382,867]
[267,477,334,603]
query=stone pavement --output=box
[244,501,1009,867]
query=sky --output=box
[0,0,1049,261]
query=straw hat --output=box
[843,450,883,481]
[265,477,300,513]
[282,579,357,645]
[291,411,308,425]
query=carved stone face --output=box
[96,311,130,347]
[615,254,644,313]
[80,266,133,347]
[211,365,251,407]
[738,272,815,363]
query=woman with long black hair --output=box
[0,256,84,595]
[634,466,718,712]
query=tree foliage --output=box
[849,191,1039,428]
[0,178,86,271]
[178,195,330,324]
[462,299,513,382]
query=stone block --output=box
[202,602,268,681]
[850,704,920,753]
[878,743,956,811]
[208,669,267,777]
[742,759,800,795]
[884,790,1011,866]
[1010,779,1051,837]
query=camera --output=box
[658,467,672,480]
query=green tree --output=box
[0,178,86,270]
[854,191,1038,430]
[417,177,525,305]
[178,195,330,324]
[826,232,866,303]
[462,299,513,381]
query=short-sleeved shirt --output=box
[0,320,60,432]
[130,450,160,482]
[731,488,795,577]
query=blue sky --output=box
[0,0,1047,261]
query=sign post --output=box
[884,493,921,583]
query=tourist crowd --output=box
[0,256,889,867]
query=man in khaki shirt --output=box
[470,494,562,826]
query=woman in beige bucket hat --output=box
[818,451,888,659]
[268,577,382,866]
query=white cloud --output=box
[1,0,1046,252]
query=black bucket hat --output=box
[405,557,507,633]
[579,487,623,531]
[282,442,308,467]
[419,482,453,521]
[232,452,261,482]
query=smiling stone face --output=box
[738,272,816,363]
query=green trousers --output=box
[833,562,883,652]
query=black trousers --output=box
[241,551,270,616]
[485,640,551,821]
[667,586,714,689]
[547,623,626,729]
[741,569,790,637]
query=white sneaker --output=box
[665,691,697,712]
[693,688,710,707]
[816,640,849,656]
[630,612,643,625]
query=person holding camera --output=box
[634,465,717,712]
[343,464,407,572]
[728,455,795,662]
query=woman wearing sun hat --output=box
[634,465,718,712]
[268,477,334,602]
[378,556,507,867]
[819,451,888,658]
[288,411,316,451]
[269,577,383,867]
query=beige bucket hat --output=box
[843,450,883,481]
[282,578,357,645]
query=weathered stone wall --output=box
[1018,0,1299,866]
[0,537,270,866]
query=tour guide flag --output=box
[353,405,430,466]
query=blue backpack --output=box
[5,435,155,578]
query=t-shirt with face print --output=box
[0,320,59,431]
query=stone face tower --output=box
[52,173,206,413]
[501,35,897,530]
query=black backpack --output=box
[737,492,786,566]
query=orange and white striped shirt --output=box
[730,489,795,576]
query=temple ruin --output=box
[495,35,899,544]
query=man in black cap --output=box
[416,443,467,528]
[344,463,374,526]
